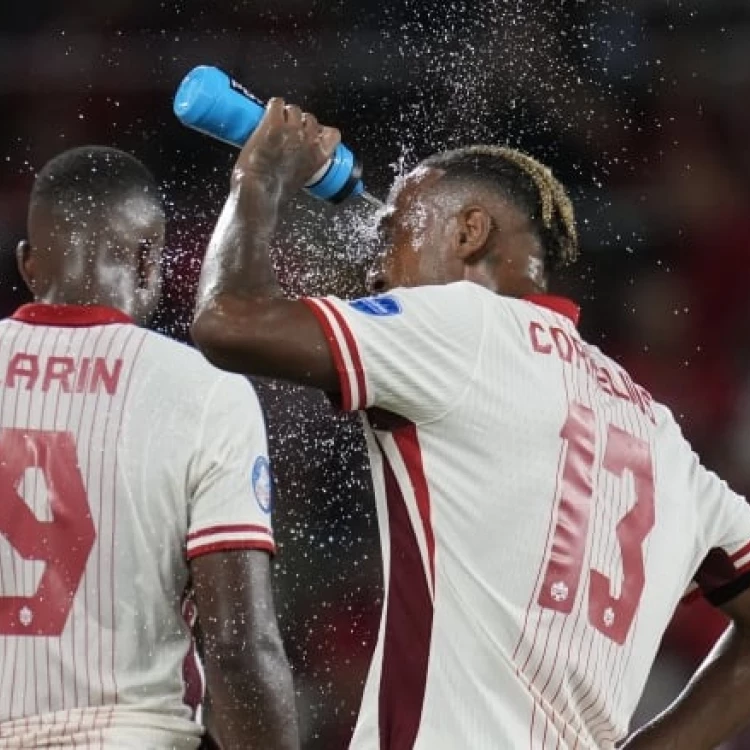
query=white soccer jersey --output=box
[0,303,275,749]
[303,282,750,750]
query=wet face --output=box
[367,166,463,293]
[366,165,547,297]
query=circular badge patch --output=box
[252,456,273,513]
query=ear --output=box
[454,206,493,262]
[136,239,155,290]
[16,240,36,294]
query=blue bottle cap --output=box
[173,66,230,126]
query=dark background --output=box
[2,0,750,746]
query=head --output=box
[367,145,579,297]
[18,145,165,324]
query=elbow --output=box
[191,309,247,374]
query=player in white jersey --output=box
[190,100,750,749]
[0,146,299,750]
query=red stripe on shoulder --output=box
[317,299,368,409]
[300,298,354,411]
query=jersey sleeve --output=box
[186,374,275,560]
[301,281,486,423]
[688,483,750,606]
[674,419,750,606]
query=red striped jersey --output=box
[0,304,274,749]
[303,282,750,750]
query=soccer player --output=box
[0,146,298,750]
[191,101,750,749]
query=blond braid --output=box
[423,144,580,268]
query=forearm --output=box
[204,638,299,750]
[191,103,342,385]
[196,176,284,312]
[624,624,750,749]
[192,179,288,369]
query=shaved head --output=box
[30,145,161,219]
[21,146,165,324]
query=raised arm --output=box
[191,550,299,750]
[190,98,339,390]
[191,101,486,421]
[623,588,750,749]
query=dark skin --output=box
[191,552,298,750]
[622,593,750,749]
[192,99,750,749]
[20,185,299,750]
[19,189,165,324]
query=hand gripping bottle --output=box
[173,65,366,204]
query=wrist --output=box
[230,166,286,200]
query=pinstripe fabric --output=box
[0,306,274,749]
[306,283,750,750]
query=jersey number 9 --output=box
[0,428,96,636]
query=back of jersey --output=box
[417,291,746,749]
[462,295,676,749]
[305,282,750,750]
[0,307,145,718]
[0,305,274,749]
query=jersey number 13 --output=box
[537,402,655,645]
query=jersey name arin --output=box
[528,319,656,423]
[3,353,123,395]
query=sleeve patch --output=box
[252,456,273,514]
[348,295,403,316]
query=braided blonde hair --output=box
[422,144,579,269]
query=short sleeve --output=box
[680,431,750,606]
[186,374,275,560]
[301,281,486,423]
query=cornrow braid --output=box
[421,145,579,270]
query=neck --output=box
[464,264,546,297]
[34,285,132,316]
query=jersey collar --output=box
[523,294,580,326]
[11,303,133,327]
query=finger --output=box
[236,97,284,162]
[302,111,320,135]
[263,97,286,124]
[284,104,303,127]
[319,126,341,159]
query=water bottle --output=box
[173,65,366,204]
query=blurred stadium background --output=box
[2,0,750,746]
